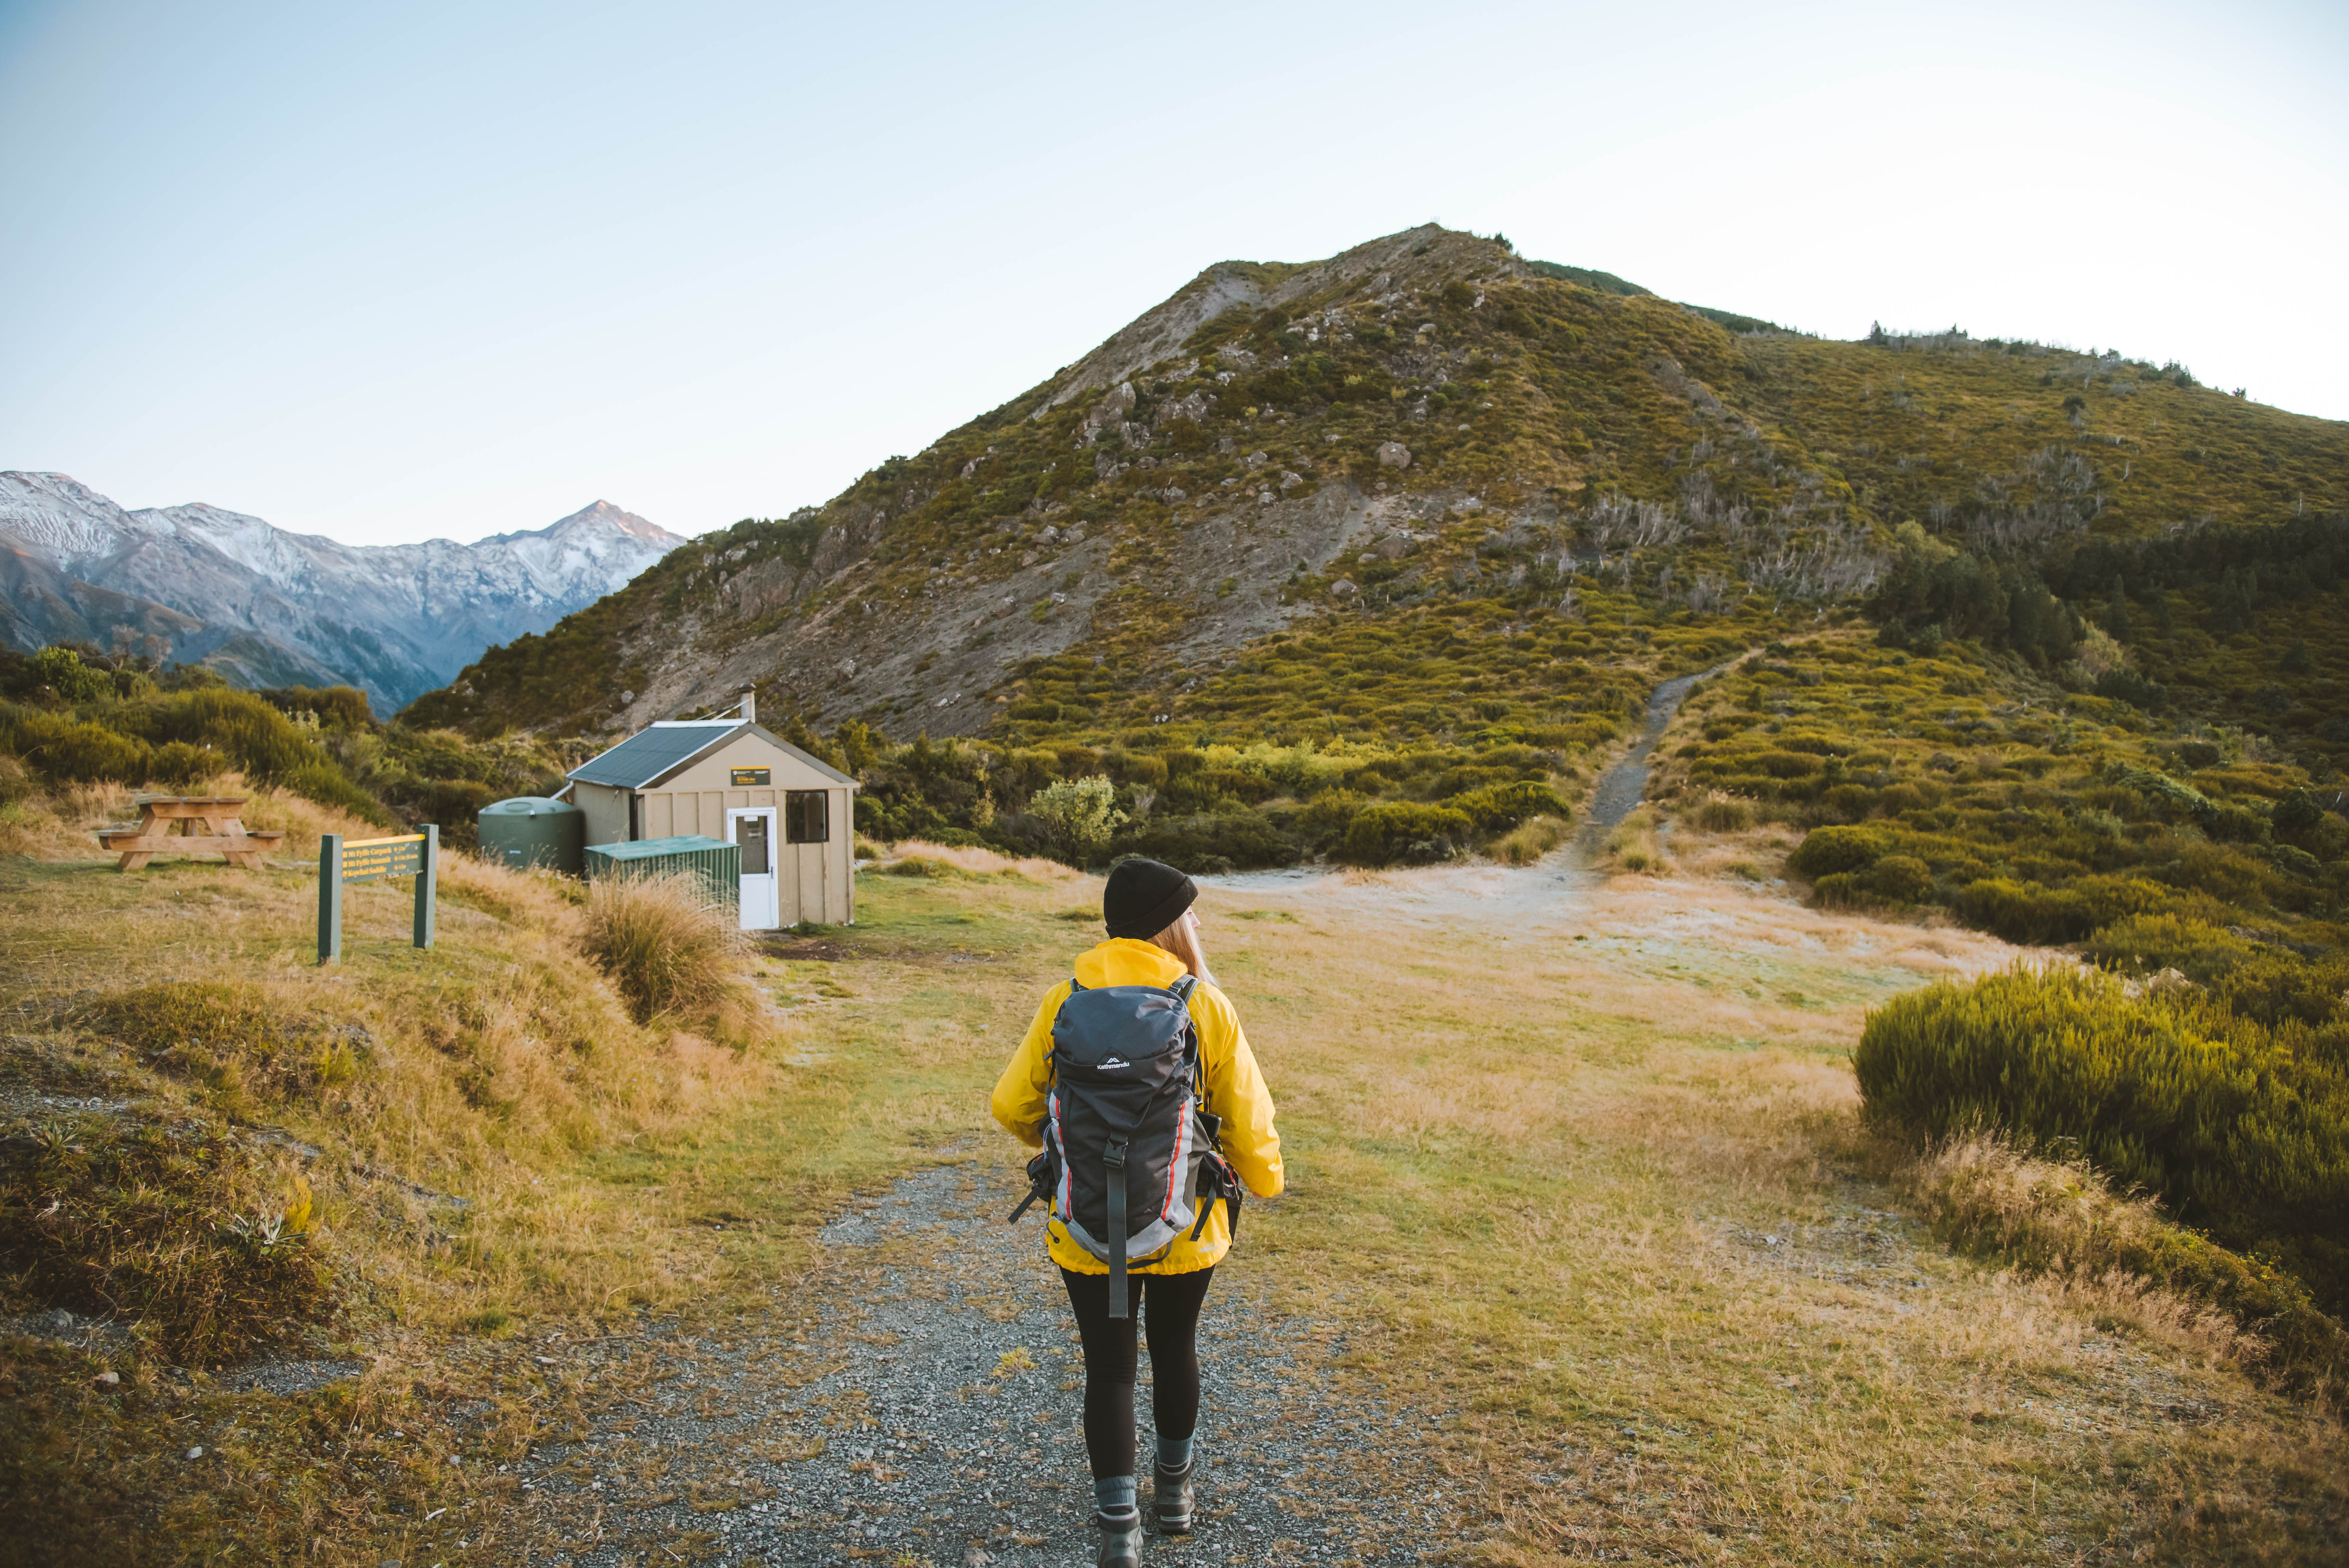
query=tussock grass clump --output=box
[1896,1134,2349,1405]
[0,1109,334,1363]
[1688,791,1755,832]
[1490,814,1571,865]
[580,872,752,1027]
[1604,807,1666,874]
[1858,962,2349,1315]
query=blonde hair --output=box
[1152,912,1216,987]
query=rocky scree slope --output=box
[0,472,683,712]
[405,222,2348,749]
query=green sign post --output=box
[317,825,437,965]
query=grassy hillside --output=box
[383,227,2344,885]
[405,227,2343,742]
[4,816,2344,1565]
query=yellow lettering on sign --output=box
[342,833,425,883]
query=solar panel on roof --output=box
[568,724,743,788]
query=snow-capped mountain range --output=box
[0,471,684,712]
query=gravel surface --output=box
[504,1157,1473,1568]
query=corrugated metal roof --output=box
[567,720,858,790]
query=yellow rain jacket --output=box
[991,938,1283,1276]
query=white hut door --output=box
[727,807,779,930]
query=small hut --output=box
[566,687,857,930]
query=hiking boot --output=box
[1097,1506,1143,1568]
[1152,1458,1195,1535]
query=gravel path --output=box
[503,1157,1473,1568]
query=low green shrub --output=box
[1787,824,1887,877]
[1857,963,2349,1314]
[1445,780,1568,831]
[2082,915,2259,981]
[1869,854,1936,903]
[1339,802,1474,865]
[0,706,155,784]
[1811,870,1870,908]
[1112,811,1300,872]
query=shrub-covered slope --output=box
[405,222,2344,753]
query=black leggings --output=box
[1059,1265,1214,1479]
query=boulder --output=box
[1377,442,1412,469]
[1158,390,1212,424]
[1086,381,1137,429]
[1330,578,1360,598]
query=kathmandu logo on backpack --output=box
[1007,972,1244,1320]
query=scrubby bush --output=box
[27,645,114,704]
[151,739,221,790]
[2081,915,2259,981]
[1339,802,1473,864]
[1027,775,1128,860]
[1112,811,1299,872]
[1856,963,2349,1314]
[0,706,156,783]
[1445,779,1568,831]
[1787,824,1887,877]
[1869,854,1936,903]
[1954,877,2085,944]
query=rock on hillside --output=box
[406,223,2349,745]
[0,474,685,711]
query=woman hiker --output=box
[990,857,1284,1567]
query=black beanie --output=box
[1103,857,1197,940]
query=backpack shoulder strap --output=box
[1168,974,1199,1004]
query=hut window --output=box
[784,790,829,844]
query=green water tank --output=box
[478,796,585,874]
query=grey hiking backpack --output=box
[1008,972,1244,1317]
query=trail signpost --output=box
[317,826,437,965]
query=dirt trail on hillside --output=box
[495,1160,1473,1568]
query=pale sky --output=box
[2,0,2342,549]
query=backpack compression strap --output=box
[1104,1133,1130,1319]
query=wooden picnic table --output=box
[97,795,285,871]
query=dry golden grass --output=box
[1602,805,1667,874]
[6,800,2345,1564]
[1489,814,1573,865]
[579,870,762,1035]
[1167,870,2345,1564]
[878,837,1084,882]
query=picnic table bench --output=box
[97,795,285,870]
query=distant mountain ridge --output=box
[0,473,684,710]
